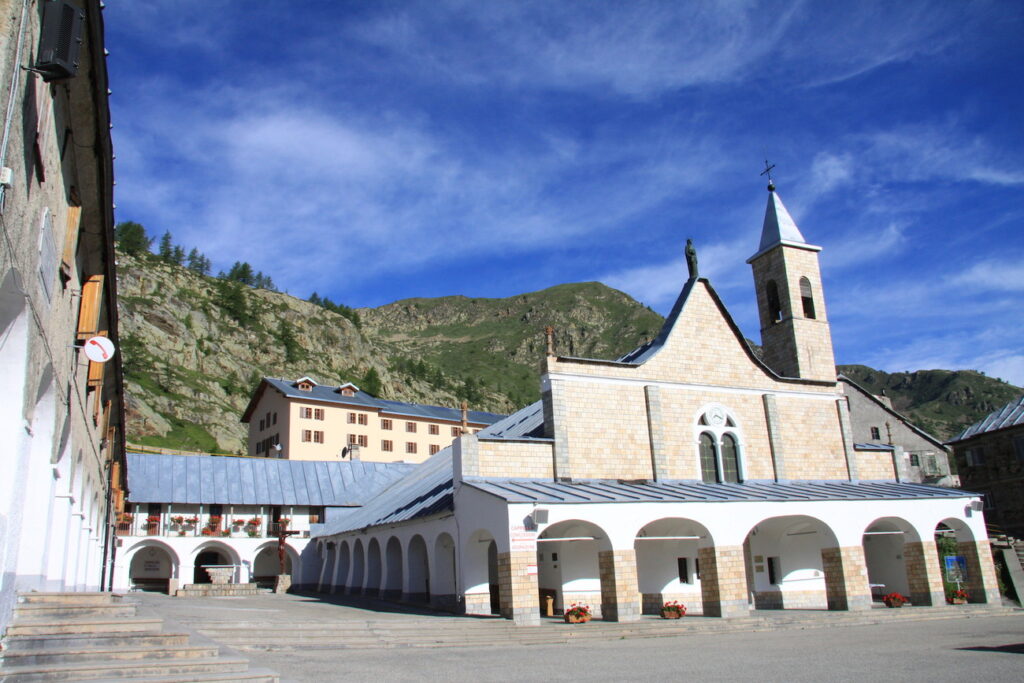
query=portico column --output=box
[959,540,1000,604]
[904,541,944,606]
[330,543,344,593]
[598,549,641,622]
[497,549,540,626]
[821,546,872,611]
[698,545,749,617]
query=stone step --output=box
[0,656,252,682]
[0,643,220,666]
[13,603,138,620]
[101,670,279,683]
[4,618,165,637]
[1,631,191,652]
[16,592,124,606]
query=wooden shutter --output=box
[61,205,82,273]
[87,330,108,388]
[77,275,104,339]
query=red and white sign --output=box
[83,336,116,363]
[525,564,538,575]
[510,524,537,552]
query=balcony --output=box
[114,513,309,539]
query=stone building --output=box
[0,0,126,633]
[112,452,413,594]
[309,183,999,624]
[839,376,955,486]
[242,376,503,463]
[947,395,1024,538]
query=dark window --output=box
[209,504,223,517]
[694,558,700,580]
[909,454,920,467]
[766,280,782,323]
[768,557,781,585]
[677,557,690,584]
[721,433,741,483]
[699,432,719,483]
[799,277,816,319]
[1014,436,1024,462]
[870,427,881,441]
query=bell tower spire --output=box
[747,172,836,381]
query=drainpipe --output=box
[0,0,31,210]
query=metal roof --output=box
[951,394,1024,443]
[316,447,456,536]
[463,477,972,505]
[252,378,505,426]
[477,401,548,440]
[126,453,416,506]
[747,188,821,263]
[853,443,895,451]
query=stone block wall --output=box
[698,545,749,617]
[821,546,872,611]
[497,551,540,625]
[598,549,641,622]
[855,450,897,481]
[477,440,554,478]
[904,541,944,606]
[959,540,1001,605]
[776,397,848,479]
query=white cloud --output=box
[953,258,1024,292]
[822,221,907,269]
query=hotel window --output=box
[429,424,439,435]
[347,412,356,424]
[358,413,368,425]
[301,430,312,442]
[382,440,393,452]
[256,441,263,454]
[452,427,460,437]
[300,407,312,419]
[381,419,393,430]
[406,442,417,454]
[313,431,324,444]
[265,411,271,425]
[358,434,368,447]
[259,418,264,431]
[272,412,277,425]
[406,422,417,433]
[429,445,440,455]
[348,433,358,445]
[314,408,325,420]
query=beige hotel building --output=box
[242,377,504,463]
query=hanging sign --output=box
[83,335,116,363]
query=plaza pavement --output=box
[130,591,1024,682]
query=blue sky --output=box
[104,1,1024,385]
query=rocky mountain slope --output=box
[116,250,1020,453]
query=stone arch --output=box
[365,537,383,596]
[125,540,180,592]
[406,534,429,602]
[432,532,457,611]
[861,517,919,603]
[318,541,336,592]
[383,536,403,599]
[15,368,58,589]
[634,518,714,615]
[253,541,299,588]
[350,538,365,595]
[191,541,241,584]
[464,529,500,615]
[935,518,990,604]
[742,515,865,611]
[537,519,612,619]
[334,540,350,593]
[799,276,816,319]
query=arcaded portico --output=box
[312,183,1000,624]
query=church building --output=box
[311,182,999,625]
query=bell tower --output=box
[746,177,836,382]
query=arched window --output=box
[799,277,816,319]
[720,433,741,483]
[699,432,719,483]
[766,280,782,323]
[695,406,745,484]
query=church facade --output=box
[312,185,999,624]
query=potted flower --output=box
[207,515,222,531]
[247,517,262,526]
[232,519,244,527]
[883,592,909,608]
[201,528,214,536]
[947,589,969,605]
[660,600,686,619]
[220,529,232,537]
[183,516,199,525]
[278,517,291,528]
[170,515,184,526]
[563,603,592,624]
[120,512,134,523]
[145,515,161,527]
[247,528,260,538]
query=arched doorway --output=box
[365,538,382,596]
[537,519,612,619]
[192,543,237,584]
[406,535,429,602]
[383,536,403,600]
[335,541,351,594]
[128,543,178,592]
[862,517,918,603]
[253,543,297,589]
[743,515,857,610]
[318,542,335,592]
[463,529,500,616]
[432,532,457,611]
[935,519,990,603]
[634,518,713,615]
[350,539,365,595]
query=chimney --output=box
[460,401,469,435]
[545,325,555,357]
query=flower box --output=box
[883,592,908,608]
[564,614,591,624]
[563,603,592,624]
[660,601,686,619]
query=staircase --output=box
[0,592,278,682]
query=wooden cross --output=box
[276,527,299,575]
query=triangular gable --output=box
[336,382,360,396]
[241,377,278,423]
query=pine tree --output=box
[158,231,174,262]
[114,221,152,255]
[171,245,186,265]
[361,367,383,397]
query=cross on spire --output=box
[760,160,776,191]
